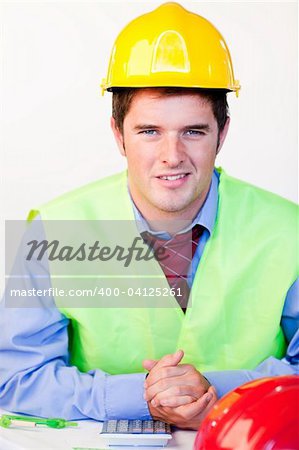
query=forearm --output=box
[203,356,299,398]
[0,361,106,420]
[0,299,150,420]
[0,361,150,420]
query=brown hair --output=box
[112,87,229,135]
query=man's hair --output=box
[112,87,229,135]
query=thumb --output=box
[153,349,184,370]
[167,349,184,367]
[182,386,217,418]
[143,359,158,371]
[143,349,184,372]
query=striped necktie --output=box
[142,224,203,312]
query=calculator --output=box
[100,419,172,447]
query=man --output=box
[0,2,298,430]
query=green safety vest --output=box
[29,169,298,375]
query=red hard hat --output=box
[194,375,299,450]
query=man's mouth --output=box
[157,173,190,181]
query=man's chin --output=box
[151,198,194,214]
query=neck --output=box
[132,192,209,234]
[147,218,193,234]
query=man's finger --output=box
[176,387,215,418]
[142,359,157,371]
[159,395,196,407]
[144,350,184,377]
[150,384,201,407]
[145,364,190,388]
[144,374,205,402]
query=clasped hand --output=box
[143,350,217,430]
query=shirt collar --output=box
[129,169,219,239]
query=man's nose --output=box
[159,136,185,167]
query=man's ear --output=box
[110,117,126,156]
[216,117,230,155]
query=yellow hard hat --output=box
[101,2,240,95]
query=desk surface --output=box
[0,411,196,450]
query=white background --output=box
[1,1,298,284]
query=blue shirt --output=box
[0,171,298,420]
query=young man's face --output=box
[111,89,229,221]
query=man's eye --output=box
[185,130,204,136]
[139,130,157,135]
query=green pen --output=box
[0,414,78,429]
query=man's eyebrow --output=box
[133,123,212,131]
[133,124,159,131]
[183,124,211,131]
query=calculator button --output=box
[104,420,117,433]
[165,423,171,434]
[154,420,168,434]
[116,419,129,433]
[129,419,142,433]
[142,420,154,433]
